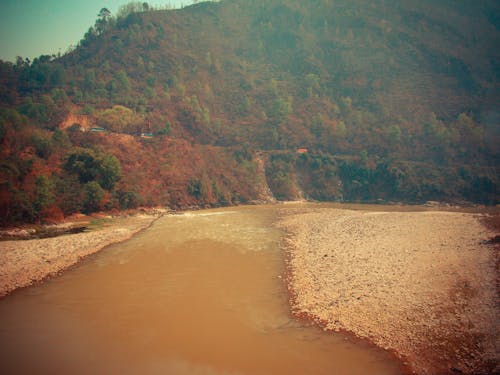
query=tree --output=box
[305,73,320,98]
[64,149,99,184]
[64,148,122,190]
[83,69,96,91]
[34,175,55,217]
[268,96,292,124]
[97,105,143,133]
[95,8,112,35]
[187,178,202,199]
[156,121,171,136]
[98,154,122,190]
[114,70,131,93]
[83,181,105,213]
[55,174,84,215]
[117,2,146,18]
[335,120,347,138]
[98,8,111,20]
[117,190,140,209]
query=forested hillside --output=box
[1,0,499,224]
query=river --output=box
[0,205,405,374]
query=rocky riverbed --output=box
[0,212,164,297]
[279,207,499,375]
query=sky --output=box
[0,0,194,62]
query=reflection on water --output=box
[0,205,405,374]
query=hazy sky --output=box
[0,0,194,62]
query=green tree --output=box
[55,174,84,215]
[98,8,111,21]
[18,97,48,123]
[117,2,145,18]
[156,121,171,136]
[31,133,53,158]
[97,105,143,133]
[115,70,131,93]
[268,96,292,124]
[64,148,99,183]
[34,175,55,217]
[117,190,140,209]
[83,181,105,213]
[98,153,122,190]
[95,8,112,35]
[311,113,324,137]
[83,69,96,92]
[64,148,121,190]
[187,178,202,199]
[305,73,320,98]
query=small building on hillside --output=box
[296,148,308,154]
[141,132,154,139]
[89,127,106,132]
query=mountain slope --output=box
[0,0,499,224]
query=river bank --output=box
[279,207,499,375]
[0,210,165,298]
[1,203,498,373]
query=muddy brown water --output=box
[0,204,406,374]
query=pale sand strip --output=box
[279,208,499,375]
[0,214,159,297]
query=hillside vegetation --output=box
[0,0,499,224]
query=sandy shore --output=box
[0,213,161,298]
[279,207,499,375]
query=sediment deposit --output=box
[0,214,159,297]
[280,208,499,375]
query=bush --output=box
[117,190,141,209]
[83,181,105,213]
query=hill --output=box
[0,0,499,224]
